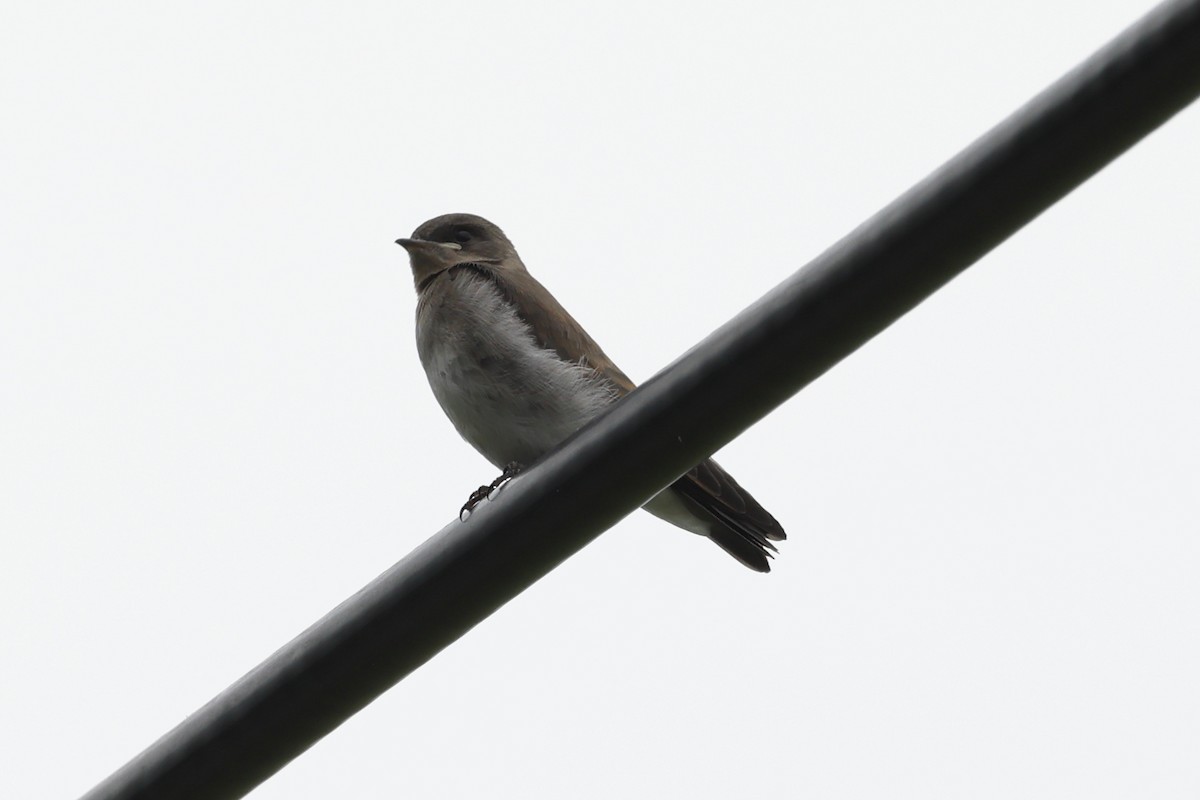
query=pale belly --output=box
[416,272,617,468]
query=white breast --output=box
[416,270,618,468]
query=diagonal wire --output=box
[81,2,1200,798]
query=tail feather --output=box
[669,458,786,572]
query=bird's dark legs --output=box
[460,461,525,519]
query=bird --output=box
[396,213,786,572]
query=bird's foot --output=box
[459,462,525,520]
[460,485,492,520]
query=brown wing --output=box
[471,262,786,571]
[467,263,636,394]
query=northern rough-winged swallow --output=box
[397,213,786,572]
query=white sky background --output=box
[2,1,1198,797]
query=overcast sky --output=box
[3,1,1198,798]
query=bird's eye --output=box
[453,229,472,243]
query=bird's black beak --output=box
[397,238,468,290]
[395,238,462,252]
